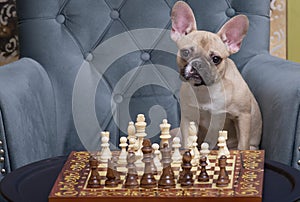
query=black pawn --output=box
[105,159,118,187]
[124,150,139,188]
[111,156,121,184]
[87,157,101,188]
[180,150,194,187]
[216,155,229,187]
[198,156,209,182]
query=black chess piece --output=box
[87,156,101,188]
[158,143,175,188]
[177,169,184,184]
[180,150,194,187]
[140,139,157,188]
[105,159,118,187]
[216,155,229,187]
[150,152,158,175]
[111,155,122,184]
[198,156,209,182]
[124,150,139,188]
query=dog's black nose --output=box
[191,60,201,69]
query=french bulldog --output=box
[170,1,262,150]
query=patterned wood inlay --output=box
[270,0,287,59]
[0,0,18,66]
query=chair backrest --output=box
[16,0,270,154]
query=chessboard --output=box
[49,150,264,202]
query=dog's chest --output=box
[181,83,228,113]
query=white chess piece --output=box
[159,119,171,148]
[101,131,110,139]
[118,137,128,164]
[127,121,136,141]
[152,143,162,171]
[135,114,147,166]
[191,136,200,166]
[128,137,138,151]
[171,137,182,164]
[99,131,110,153]
[217,136,226,158]
[100,136,111,163]
[219,130,230,157]
[200,142,211,169]
[188,122,197,148]
[135,114,147,158]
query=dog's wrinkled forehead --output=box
[176,31,230,58]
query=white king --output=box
[135,114,147,158]
[159,119,171,148]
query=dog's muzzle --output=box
[181,59,205,86]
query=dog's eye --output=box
[180,49,190,58]
[212,56,222,65]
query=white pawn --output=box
[128,137,138,151]
[200,142,211,169]
[152,143,162,171]
[217,136,226,158]
[219,130,230,157]
[171,137,182,164]
[118,137,128,164]
[191,136,200,166]
[100,136,111,163]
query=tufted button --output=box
[0,149,4,155]
[56,14,66,24]
[140,52,151,61]
[298,160,300,165]
[113,94,123,104]
[0,140,2,145]
[110,10,120,20]
[299,146,300,151]
[1,169,5,174]
[225,8,236,17]
[85,53,94,62]
[0,157,4,162]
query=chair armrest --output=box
[242,54,300,168]
[0,58,56,178]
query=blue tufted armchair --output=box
[0,0,299,181]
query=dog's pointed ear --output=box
[171,1,197,42]
[217,15,249,54]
